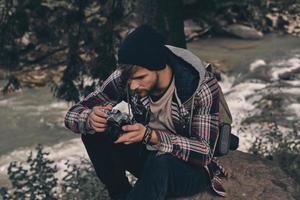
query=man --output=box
[65,25,224,200]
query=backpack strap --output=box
[205,63,233,124]
[219,86,233,124]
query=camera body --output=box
[102,109,132,141]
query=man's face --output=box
[128,66,159,97]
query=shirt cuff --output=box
[150,130,173,153]
[81,109,96,135]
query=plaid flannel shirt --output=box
[65,69,219,167]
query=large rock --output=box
[175,151,299,200]
[184,19,210,42]
[223,24,264,40]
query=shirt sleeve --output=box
[151,75,219,166]
[64,69,126,134]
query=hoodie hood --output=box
[164,45,208,104]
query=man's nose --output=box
[129,80,139,91]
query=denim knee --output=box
[127,154,172,200]
[143,154,172,173]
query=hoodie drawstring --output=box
[189,95,195,137]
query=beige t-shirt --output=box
[148,77,176,134]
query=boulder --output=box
[279,72,296,80]
[175,151,299,200]
[223,24,264,40]
[184,19,210,42]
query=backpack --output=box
[205,64,239,156]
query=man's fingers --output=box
[104,104,113,110]
[90,112,107,124]
[90,123,106,133]
[93,108,108,118]
[88,105,113,133]
[95,128,106,132]
[114,131,139,144]
[122,124,140,132]
[94,104,113,116]
[125,134,142,143]
[90,118,107,128]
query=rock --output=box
[205,59,232,74]
[223,24,264,40]
[184,19,210,42]
[16,69,48,87]
[286,15,300,36]
[1,75,21,95]
[278,66,300,81]
[266,13,290,30]
[184,20,202,41]
[10,65,66,88]
[174,151,299,200]
[15,32,38,47]
[279,72,296,80]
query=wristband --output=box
[142,126,152,145]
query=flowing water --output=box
[0,34,299,187]
[189,34,300,151]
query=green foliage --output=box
[48,0,121,103]
[245,79,300,184]
[273,141,300,184]
[0,145,109,200]
[0,0,54,68]
[4,144,58,199]
[0,187,10,200]
[60,160,108,200]
[0,0,123,101]
[249,134,300,184]
[249,123,300,184]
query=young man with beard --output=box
[65,25,226,200]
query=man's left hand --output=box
[114,123,146,145]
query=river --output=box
[0,34,299,187]
[189,34,300,151]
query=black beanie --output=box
[118,25,167,70]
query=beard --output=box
[132,72,160,98]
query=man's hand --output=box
[114,123,146,144]
[115,123,160,145]
[88,104,113,133]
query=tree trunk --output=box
[136,0,186,49]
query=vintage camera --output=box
[102,109,132,141]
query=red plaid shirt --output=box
[65,69,219,167]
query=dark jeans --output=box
[82,133,210,200]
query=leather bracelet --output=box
[144,128,151,144]
[142,127,151,144]
[145,128,152,144]
[142,126,152,145]
[142,126,149,143]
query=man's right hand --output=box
[88,104,113,133]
